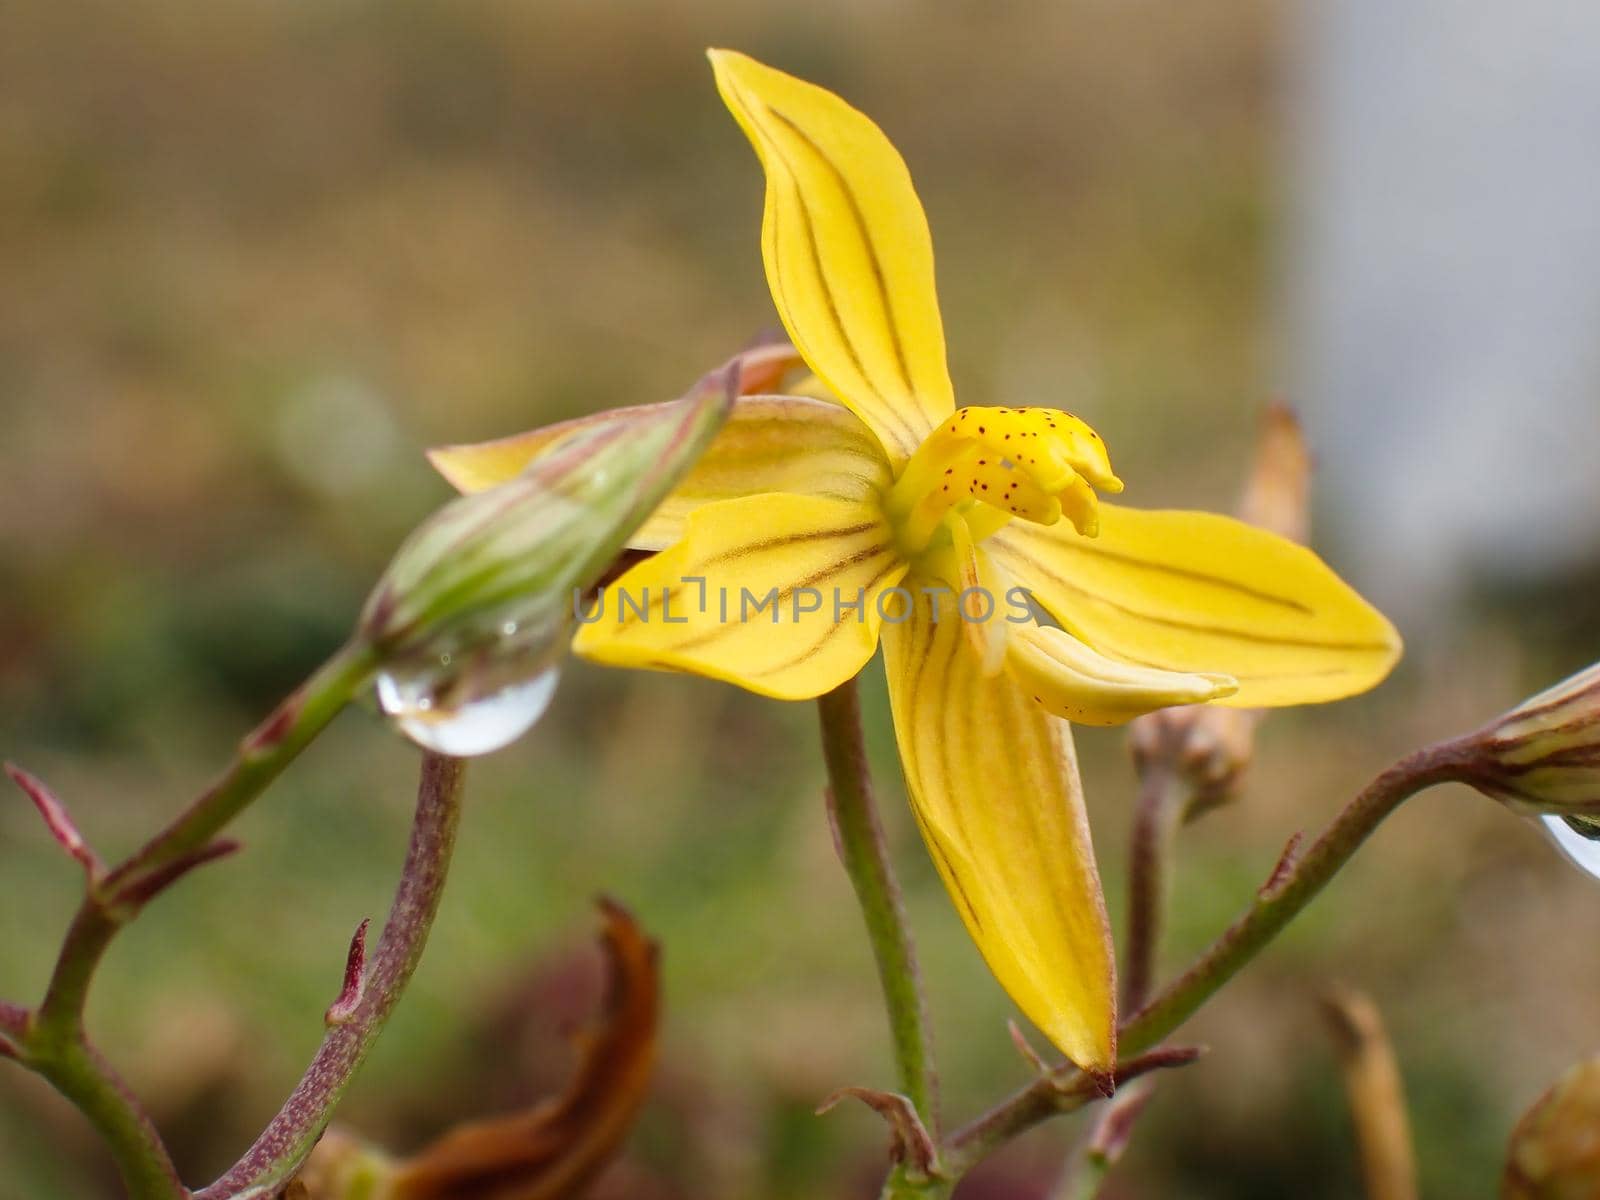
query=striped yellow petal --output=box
[573,493,907,700]
[881,583,1116,1071]
[431,394,893,553]
[710,49,956,467]
[1007,623,1237,726]
[989,504,1402,708]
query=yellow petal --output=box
[989,505,1402,707]
[881,583,1116,1071]
[1007,623,1237,726]
[431,394,893,553]
[709,49,956,467]
[573,493,907,700]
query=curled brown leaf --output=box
[389,899,660,1200]
[294,900,660,1200]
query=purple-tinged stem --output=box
[1121,741,1471,1056]
[195,751,466,1200]
[33,642,376,1050]
[817,680,939,1129]
[5,764,104,877]
[1120,764,1192,1013]
[942,1048,1202,1178]
[933,740,1473,1177]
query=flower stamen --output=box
[887,406,1123,556]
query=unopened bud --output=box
[359,366,734,755]
[1462,663,1600,816]
[1129,706,1261,819]
[1505,1055,1600,1199]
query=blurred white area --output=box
[1291,0,1600,627]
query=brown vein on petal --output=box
[746,558,905,677]
[659,543,897,657]
[1002,541,1395,654]
[925,825,983,933]
[749,99,920,457]
[929,600,962,869]
[725,79,871,460]
[899,595,985,933]
[699,520,883,569]
[767,106,918,401]
[1045,534,1317,615]
[993,682,1084,974]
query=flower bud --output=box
[1463,662,1600,816]
[1505,1055,1600,1199]
[1128,706,1261,819]
[358,366,734,755]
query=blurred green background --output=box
[2,1,1597,1196]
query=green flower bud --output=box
[1465,663,1600,816]
[359,366,734,754]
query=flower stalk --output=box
[925,738,1475,1173]
[197,751,467,1199]
[816,678,941,1139]
[1121,740,1472,1055]
[1120,763,1195,1013]
[8,639,379,1199]
[942,1047,1202,1178]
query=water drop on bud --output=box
[377,664,562,757]
[1539,813,1600,882]
[356,363,736,757]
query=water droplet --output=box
[376,666,560,757]
[1541,814,1600,880]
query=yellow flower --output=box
[428,52,1401,1071]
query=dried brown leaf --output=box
[386,899,660,1200]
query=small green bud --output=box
[1505,1055,1600,1199]
[1465,663,1600,816]
[359,366,734,754]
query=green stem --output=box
[1121,742,1468,1055]
[816,679,941,1137]
[1120,764,1193,1013]
[21,639,378,1198]
[197,752,466,1198]
[30,1039,182,1198]
[34,641,376,1043]
[939,740,1471,1175]
[944,1048,1199,1178]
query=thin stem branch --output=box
[1051,1079,1156,1200]
[1121,742,1469,1056]
[943,1048,1200,1178]
[32,641,376,1044]
[1121,764,1192,1013]
[817,679,940,1137]
[197,751,467,1199]
[16,641,377,1199]
[34,1039,184,1198]
[934,740,1471,1173]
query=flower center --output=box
[885,406,1122,558]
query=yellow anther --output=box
[886,404,1121,556]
